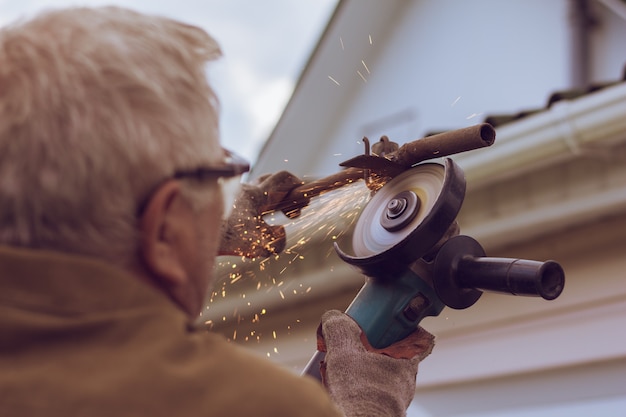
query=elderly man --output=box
[0,7,433,417]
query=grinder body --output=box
[303,266,444,380]
[346,268,445,349]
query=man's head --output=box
[0,7,239,316]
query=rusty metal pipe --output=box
[265,123,495,217]
[392,123,495,167]
[263,168,364,217]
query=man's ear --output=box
[137,180,191,288]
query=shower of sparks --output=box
[328,75,341,86]
[339,36,344,50]
[357,70,367,83]
[204,181,371,353]
[451,96,461,106]
[369,34,373,45]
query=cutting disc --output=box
[353,164,445,256]
[334,158,465,277]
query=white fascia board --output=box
[416,296,626,388]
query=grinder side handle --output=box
[433,235,565,309]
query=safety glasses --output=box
[173,149,250,218]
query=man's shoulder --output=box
[182,330,343,416]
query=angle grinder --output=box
[303,149,565,380]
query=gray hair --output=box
[0,7,222,265]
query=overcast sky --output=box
[0,0,338,164]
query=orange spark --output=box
[361,60,370,74]
[328,75,340,86]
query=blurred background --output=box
[208,1,626,416]
[0,0,338,164]
[4,1,625,416]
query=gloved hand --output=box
[317,310,434,417]
[219,171,306,258]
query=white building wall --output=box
[311,0,574,175]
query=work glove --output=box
[219,171,306,258]
[317,310,435,417]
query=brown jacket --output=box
[0,246,342,417]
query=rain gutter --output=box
[456,82,626,248]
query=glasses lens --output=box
[219,174,243,219]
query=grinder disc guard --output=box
[335,158,466,277]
